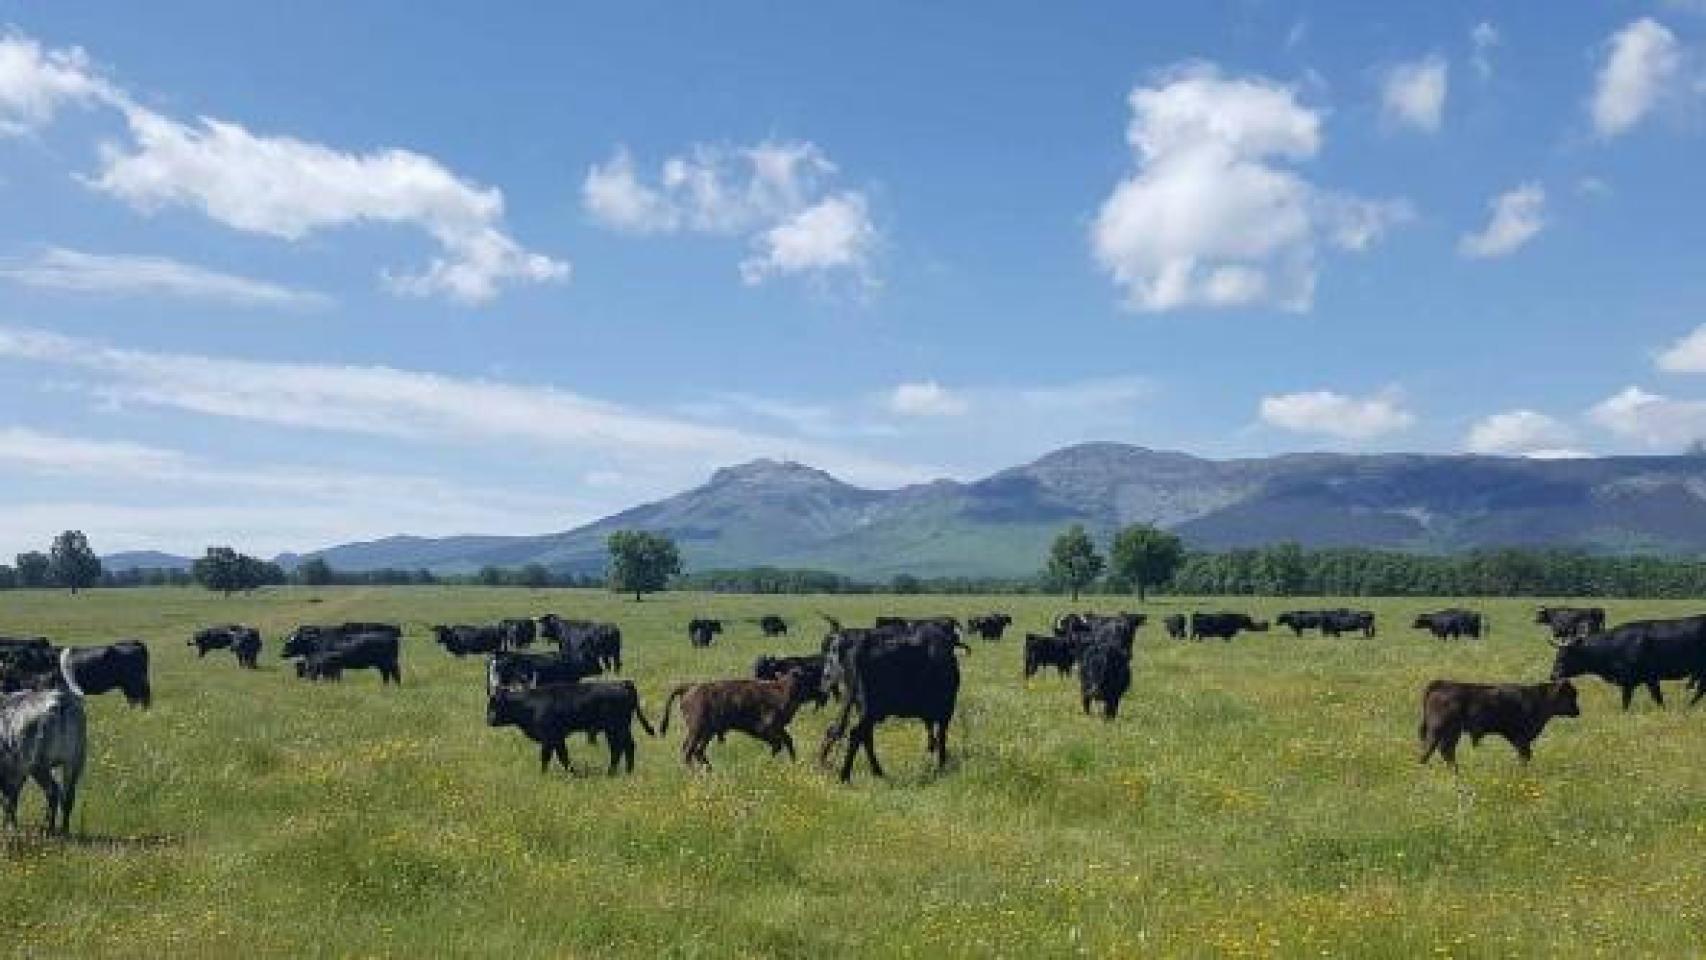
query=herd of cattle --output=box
[0,600,1702,833]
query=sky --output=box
[1,1,1705,558]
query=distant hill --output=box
[102,550,193,572]
[281,443,1706,579]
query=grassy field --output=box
[3,587,1706,957]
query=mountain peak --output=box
[707,458,848,488]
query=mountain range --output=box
[100,443,1706,579]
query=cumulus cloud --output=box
[0,247,329,308]
[583,140,876,286]
[1259,388,1414,440]
[1471,23,1501,80]
[1656,323,1706,372]
[886,381,969,417]
[1465,410,1586,457]
[0,30,111,135]
[1091,63,1409,313]
[1590,18,1683,138]
[1459,183,1546,258]
[1589,386,1706,448]
[1382,55,1449,132]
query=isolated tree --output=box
[1047,524,1105,602]
[297,557,335,586]
[44,530,102,594]
[606,530,682,601]
[1109,523,1184,602]
[14,551,50,588]
[192,546,269,596]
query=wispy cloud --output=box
[0,247,330,309]
[1459,183,1546,259]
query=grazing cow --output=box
[966,614,1013,641]
[1418,680,1580,768]
[59,643,152,708]
[661,673,809,768]
[539,616,623,673]
[757,615,789,638]
[1549,616,1706,709]
[282,622,401,657]
[1322,609,1377,638]
[485,681,656,775]
[431,624,506,657]
[284,630,401,686]
[1078,638,1132,720]
[1413,610,1485,641]
[1163,615,1187,640]
[1190,613,1269,642]
[752,654,832,709]
[191,625,260,668]
[486,650,601,693]
[1023,632,1082,678]
[1536,606,1605,642]
[0,672,86,834]
[1276,611,1325,637]
[819,618,962,782]
[687,619,724,648]
[500,618,538,650]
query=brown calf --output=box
[660,673,807,769]
[1418,679,1580,768]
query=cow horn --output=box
[818,612,842,631]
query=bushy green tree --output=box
[1109,523,1184,602]
[606,530,682,601]
[13,551,50,588]
[1047,524,1104,602]
[48,530,102,594]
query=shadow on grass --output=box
[0,831,184,857]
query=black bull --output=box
[1550,615,1706,709]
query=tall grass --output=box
[3,587,1705,957]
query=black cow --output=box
[1419,680,1580,767]
[1276,611,1325,637]
[191,625,261,668]
[1536,606,1605,642]
[1549,616,1706,709]
[283,630,401,685]
[282,622,401,657]
[539,616,623,673]
[486,681,656,775]
[1162,614,1187,640]
[687,619,723,648]
[1413,610,1485,641]
[819,618,962,782]
[757,616,789,638]
[1190,613,1269,641]
[1078,636,1132,720]
[0,638,55,690]
[1322,609,1377,638]
[966,614,1013,641]
[432,624,505,657]
[753,654,833,709]
[487,650,601,692]
[500,618,538,649]
[60,643,152,707]
[1023,632,1082,678]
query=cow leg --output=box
[1621,684,1637,710]
[605,733,626,776]
[0,775,20,829]
[1648,680,1666,708]
[777,730,797,761]
[934,719,950,768]
[1418,730,1438,764]
[1105,696,1120,721]
[1081,694,1092,715]
[1512,738,1533,763]
[30,768,61,835]
[553,740,574,774]
[538,742,554,774]
[838,722,867,782]
[1438,731,1460,769]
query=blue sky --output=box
[1,1,1705,557]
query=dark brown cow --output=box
[660,673,808,769]
[1418,679,1580,768]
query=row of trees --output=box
[4,531,104,593]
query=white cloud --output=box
[1464,410,1583,457]
[1382,55,1449,132]
[1589,386,1706,448]
[1091,63,1408,313]
[1590,18,1682,138]
[88,107,566,304]
[1471,23,1501,80]
[1459,183,1546,258]
[0,247,329,308]
[0,30,111,136]
[1259,388,1415,440]
[1657,323,1706,373]
[886,381,969,417]
[583,140,876,286]
[0,325,928,488]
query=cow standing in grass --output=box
[1418,680,1579,768]
[661,673,809,768]
[819,617,962,782]
[0,654,86,834]
[486,681,655,775]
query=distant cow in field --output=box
[432,624,506,657]
[753,654,833,709]
[486,650,601,693]
[500,618,537,649]
[1549,615,1706,709]
[1023,632,1081,678]
[1163,615,1187,640]
[283,629,401,686]
[1078,637,1132,720]
[1413,610,1485,641]
[486,681,655,775]
[687,619,723,648]
[1276,610,1325,637]
[1190,613,1268,642]
[1,678,86,834]
[1418,680,1579,768]
[1536,606,1605,642]
[757,616,788,638]
[966,614,1013,641]
[539,616,623,673]
[192,626,261,669]
[661,673,810,768]
[1323,609,1377,638]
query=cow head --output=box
[1546,680,1580,717]
[1548,634,1590,679]
[486,689,522,728]
[1534,608,1554,625]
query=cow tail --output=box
[659,684,690,736]
[58,647,85,698]
[631,690,658,738]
